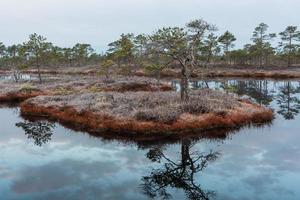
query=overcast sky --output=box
[0,0,299,52]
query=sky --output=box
[0,0,299,52]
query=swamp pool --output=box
[1,79,300,200]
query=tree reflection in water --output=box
[16,121,55,146]
[141,139,220,200]
[182,79,300,120]
[221,80,274,106]
[277,81,300,120]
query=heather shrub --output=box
[135,104,182,123]
[53,86,74,95]
[88,85,101,93]
[24,89,240,123]
[180,100,210,114]
[19,83,38,93]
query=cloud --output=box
[0,0,299,50]
[11,159,120,194]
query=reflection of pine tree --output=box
[277,82,300,120]
[141,139,219,200]
[222,80,273,106]
[190,81,210,89]
[16,121,55,146]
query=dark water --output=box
[0,74,35,81]
[1,79,300,200]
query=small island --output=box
[20,90,272,135]
[0,18,285,137]
[2,0,300,199]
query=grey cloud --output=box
[11,159,120,194]
[1,0,300,50]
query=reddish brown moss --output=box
[136,68,300,79]
[20,101,273,137]
[102,82,172,92]
[0,91,46,103]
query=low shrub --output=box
[19,83,38,93]
[53,86,74,95]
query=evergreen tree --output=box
[279,26,300,67]
[251,23,276,67]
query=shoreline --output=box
[20,101,273,135]
[0,74,274,140]
[18,91,274,138]
[0,75,172,103]
[2,66,300,79]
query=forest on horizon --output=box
[1,19,300,72]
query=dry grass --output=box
[0,74,171,103]
[21,90,237,121]
[155,67,300,79]
[0,91,45,103]
[3,65,300,79]
[0,83,45,103]
[134,90,235,123]
[91,81,172,93]
[20,90,274,135]
[202,70,300,79]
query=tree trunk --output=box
[105,71,109,80]
[181,139,191,166]
[13,70,19,83]
[225,45,230,65]
[157,70,161,92]
[259,54,262,67]
[38,66,42,84]
[288,36,292,67]
[180,64,189,101]
[36,58,42,84]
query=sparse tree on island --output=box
[0,42,6,67]
[62,47,74,67]
[144,53,171,90]
[72,43,94,67]
[6,44,22,82]
[143,34,171,89]
[229,49,248,65]
[24,33,51,83]
[201,33,220,65]
[149,27,189,100]
[134,34,148,69]
[149,19,217,101]
[100,59,114,80]
[0,42,5,55]
[6,45,18,66]
[251,23,276,67]
[187,19,218,69]
[108,33,135,76]
[218,31,236,64]
[279,26,300,67]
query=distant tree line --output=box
[229,23,300,68]
[0,33,101,70]
[1,20,300,100]
[1,22,300,72]
[100,21,300,100]
[102,22,300,73]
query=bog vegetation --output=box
[1,19,300,100]
[1,21,300,69]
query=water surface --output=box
[1,79,300,200]
[0,74,35,81]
